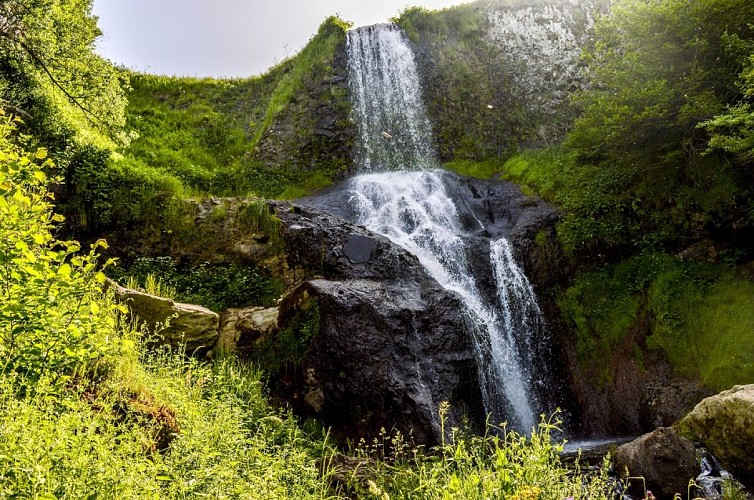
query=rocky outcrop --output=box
[280,171,580,441]
[404,0,600,160]
[614,427,700,500]
[217,306,279,354]
[680,385,754,488]
[271,201,485,443]
[108,280,219,353]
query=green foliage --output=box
[0,112,125,385]
[344,409,612,499]
[559,249,754,389]
[0,350,334,498]
[558,259,644,371]
[562,0,754,255]
[444,158,505,180]
[125,273,177,299]
[702,46,754,163]
[646,266,754,390]
[253,300,320,374]
[0,0,129,147]
[63,149,185,234]
[110,256,283,312]
[238,199,283,251]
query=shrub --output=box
[0,111,126,386]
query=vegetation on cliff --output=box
[497,0,754,388]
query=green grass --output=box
[559,250,754,390]
[0,347,333,498]
[122,16,350,201]
[444,158,505,179]
[342,409,612,499]
[647,269,754,390]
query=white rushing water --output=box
[346,24,546,433]
[347,24,436,172]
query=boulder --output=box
[109,280,219,353]
[299,278,484,444]
[217,306,279,354]
[614,427,700,500]
[680,384,754,488]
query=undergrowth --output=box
[558,252,754,390]
[110,256,283,312]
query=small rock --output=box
[614,427,700,500]
[108,279,219,354]
[217,306,279,354]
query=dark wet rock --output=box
[614,427,700,500]
[300,278,484,443]
[680,384,754,489]
[277,172,576,441]
[342,233,378,264]
[270,201,484,443]
[641,380,714,429]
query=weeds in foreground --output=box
[335,406,613,499]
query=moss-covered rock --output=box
[680,384,754,489]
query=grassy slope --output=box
[123,15,351,200]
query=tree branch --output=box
[0,31,105,127]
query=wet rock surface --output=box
[279,173,574,441]
[614,427,700,500]
[271,201,485,443]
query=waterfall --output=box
[345,24,546,433]
[346,24,436,171]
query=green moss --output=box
[560,251,754,390]
[534,229,549,248]
[443,158,504,179]
[647,268,754,390]
[558,264,641,372]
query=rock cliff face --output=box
[402,0,602,160]
[278,172,577,441]
[272,202,485,443]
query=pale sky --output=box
[92,0,468,78]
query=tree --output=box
[0,0,128,145]
[570,0,754,162]
[702,49,754,163]
[562,0,754,251]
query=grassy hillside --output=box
[123,15,353,201]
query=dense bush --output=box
[0,112,126,385]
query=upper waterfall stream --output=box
[344,24,548,433]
